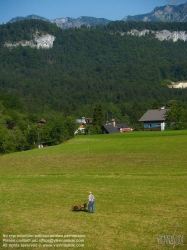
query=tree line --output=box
[0,92,76,154]
[0,20,187,153]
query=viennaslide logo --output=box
[157,231,184,248]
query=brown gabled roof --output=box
[139,109,169,122]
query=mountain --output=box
[123,2,187,22]
[9,15,111,29]
[52,16,111,29]
[9,14,51,23]
[1,19,187,118]
[7,2,187,27]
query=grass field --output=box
[0,130,187,250]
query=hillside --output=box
[1,20,187,119]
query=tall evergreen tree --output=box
[92,102,104,134]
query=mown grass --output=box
[0,130,187,249]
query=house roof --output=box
[116,123,129,128]
[139,109,169,122]
[102,124,120,134]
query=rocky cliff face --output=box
[123,29,187,42]
[5,29,187,50]
[168,81,187,88]
[5,34,55,49]
[155,30,187,42]
[123,2,187,22]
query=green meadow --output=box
[0,130,187,250]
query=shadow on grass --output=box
[71,210,89,212]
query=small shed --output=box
[139,108,169,131]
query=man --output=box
[88,191,95,213]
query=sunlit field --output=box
[0,130,187,249]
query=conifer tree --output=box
[92,102,104,133]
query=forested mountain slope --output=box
[1,20,187,118]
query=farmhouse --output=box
[139,108,169,131]
[74,117,93,134]
[102,119,132,134]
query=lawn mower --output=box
[72,201,88,211]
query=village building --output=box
[139,107,169,131]
[74,117,93,134]
[102,119,132,134]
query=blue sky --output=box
[0,0,186,24]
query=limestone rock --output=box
[5,34,55,49]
